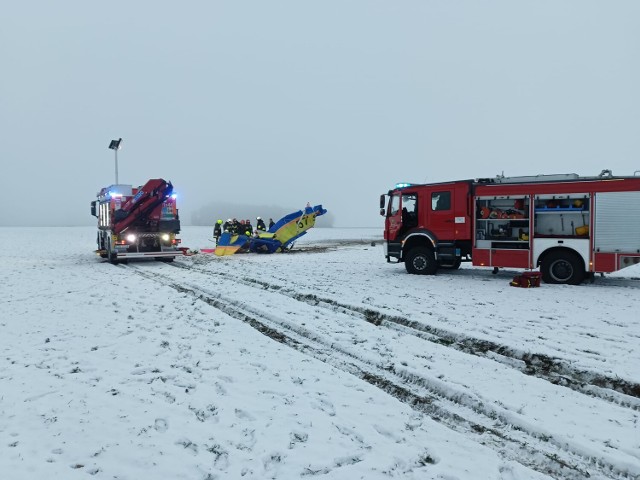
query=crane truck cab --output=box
[91,178,182,264]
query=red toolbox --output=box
[510,271,541,288]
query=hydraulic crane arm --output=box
[113,179,173,234]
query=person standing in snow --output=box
[256,217,266,232]
[268,218,275,230]
[213,219,223,245]
[244,219,253,236]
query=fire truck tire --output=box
[157,257,174,263]
[541,250,584,285]
[107,238,118,264]
[405,247,438,275]
[97,234,107,258]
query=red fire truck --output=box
[90,178,182,263]
[380,170,640,284]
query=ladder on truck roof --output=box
[477,169,616,184]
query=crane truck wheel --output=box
[97,234,108,258]
[405,247,438,275]
[106,238,118,265]
[541,250,584,285]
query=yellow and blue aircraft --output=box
[215,204,327,256]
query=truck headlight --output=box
[126,234,137,243]
[161,234,170,242]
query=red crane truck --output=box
[90,178,182,263]
[380,170,640,284]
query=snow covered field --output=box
[1,226,639,480]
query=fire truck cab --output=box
[381,181,473,274]
[381,171,640,284]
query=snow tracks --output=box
[126,253,640,480]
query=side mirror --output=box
[379,194,386,209]
[380,208,385,216]
[90,201,97,217]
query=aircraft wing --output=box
[214,233,250,256]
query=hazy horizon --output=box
[2,1,639,228]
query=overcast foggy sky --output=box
[1,1,639,227]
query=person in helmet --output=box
[213,219,223,245]
[223,218,233,233]
[256,216,266,231]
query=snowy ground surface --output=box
[1,226,639,480]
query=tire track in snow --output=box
[128,263,637,480]
[171,261,640,410]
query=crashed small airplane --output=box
[214,204,327,256]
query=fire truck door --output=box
[428,189,456,241]
[386,193,402,240]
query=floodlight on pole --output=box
[108,138,122,184]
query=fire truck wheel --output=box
[107,238,118,265]
[405,247,438,275]
[541,250,584,285]
[98,234,108,258]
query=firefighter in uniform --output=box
[256,217,266,232]
[244,219,253,236]
[213,219,223,245]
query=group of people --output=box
[213,216,276,244]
